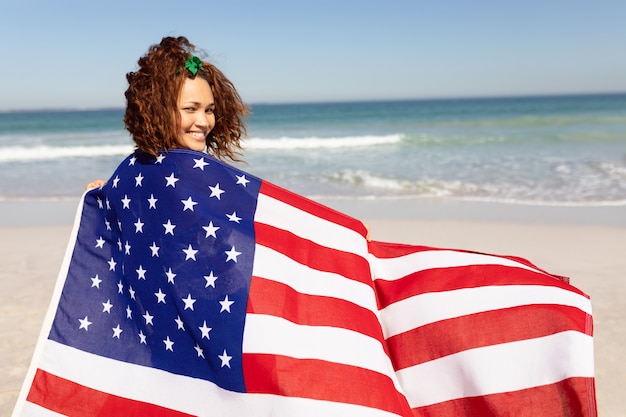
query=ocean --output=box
[1,94,625,206]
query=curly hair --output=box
[124,36,248,161]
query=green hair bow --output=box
[184,54,204,75]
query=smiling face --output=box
[176,77,215,151]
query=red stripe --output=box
[248,277,385,343]
[260,181,368,237]
[387,304,592,369]
[243,353,411,416]
[375,263,582,309]
[26,369,193,417]
[411,377,597,417]
[255,222,373,287]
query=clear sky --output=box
[1,0,625,111]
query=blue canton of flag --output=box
[49,149,261,392]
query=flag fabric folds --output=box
[13,149,597,417]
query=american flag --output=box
[13,149,596,416]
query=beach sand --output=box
[1,198,624,416]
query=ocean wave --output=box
[0,144,134,162]
[243,134,404,150]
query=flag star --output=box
[209,183,225,199]
[117,281,124,294]
[183,244,199,261]
[112,324,123,339]
[112,175,120,188]
[202,221,220,238]
[125,241,131,255]
[147,194,158,209]
[182,294,196,311]
[165,268,176,284]
[204,271,218,288]
[118,221,123,231]
[156,154,166,163]
[102,299,113,313]
[138,330,147,344]
[193,157,209,170]
[117,238,123,251]
[129,156,136,166]
[181,196,198,211]
[128,286,136,300]
[219,349,232,368]
[91,274,102,288]
[135,173,144,186]
[236,174,250,187]
[97,197,103,209]
[226,211,242,223]
[136,265,147,280]
[163,219,176,235]
[126,305,133,319]
[121,195,131,209]
[143,311,154,325]
[194,344,205,358]
[225,246,242,263]
[95,236,105,248]
[134,218,145,233]
[199,321,212,339]
[175,316,185,330]
[165,173,179,188]
[105,219,111,231]
[163,336,174,351]
[78,316,92,331]
[149,242,160,257]
[219,295,234,313]
[106,199,111,210]
[108,257,117,271]
[155,288,166,303]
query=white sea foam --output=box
[243,134,404,150]
[0,145,134,162]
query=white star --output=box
[135,173,144,186]
[129,156,136,166]
[236,174,250,187]
[147,194,158,209]
[105,219,111,231]
[194,344,205,358]
[112,324,123,339]
[165,268,176,284]
[117,238,123,251]
[165,173,179,188]
[121,195,131,209]
[117,281,124,294]
[95,236,105,248]
[225,246,242,263]
[219,295,234,313]
[108,257,117,271]
[78,316,92,331]
[106,198,111,210]
[112,175,120,188]
[124,241,131,255]
[181,197,198,211]
[90,274,102,288]
[163,336,174,351]
[175,316,185,330]
[136,265,147,280]
[219,349,232,368]
[163,219,176,235]
[204,271,218,288]
[102,299,113,313]
[202,221,220,238]
[97,197,103,209]
[134,218,144,233]
[182,294,196,311]
[118,221,123,232]
[128,286,136,300]
[193,157,209,170]
[209,183,225,200]
[155,288,166,303]
[126,305,132,319]
[143,311,154,325]
[183,244,198,261]
[199,321,212,339]
[156,154,166,163]
[149,242,160,257]
[138,330,147,344]
[226,211,242,223]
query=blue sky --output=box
[1,0,625,111]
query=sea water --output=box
[1,94,625,206]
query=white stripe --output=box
[396,331,595,408]
[243,314,399,391]
[35,341,401,417]
[370,250,545,281]
[380,284,592,338]
[256,193,367,255]
[253,245,378,312]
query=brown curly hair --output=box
[124,36,248,161]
